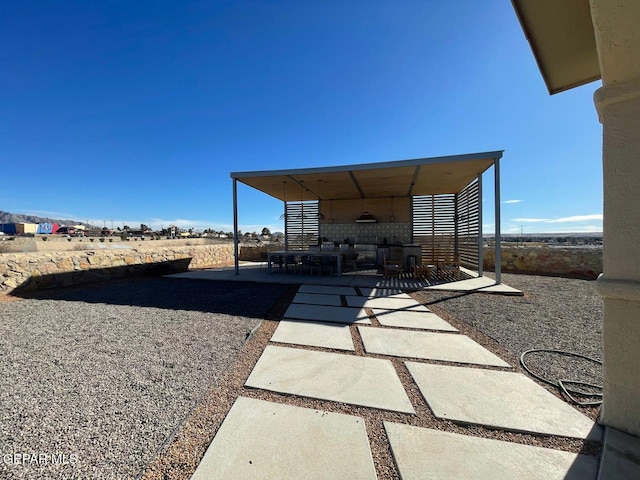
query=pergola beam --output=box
[407,165,421,197]
[233,178,239,275]
[348,171,365,198]
[494,158,502,285]
[477,173,484,277]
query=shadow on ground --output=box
[11,275,295,320]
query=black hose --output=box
[520,349,603,407]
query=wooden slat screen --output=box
[455,179,480,270]
[285,201,319,250]
[412,178,480,270]
[412,194,456,264]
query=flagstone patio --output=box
[371,308,459,331]
[406,362,601,440]
[385,423,599,480]
[359,326,510,367]
[245,345,415,413]
[283,303,370,324]
[168,263,524,295]
[270,319,355,351]
[292,292,342,306]
[191,397,377,480]
[188,279,601,479]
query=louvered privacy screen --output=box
[412,178,480,269]
[456,179,480,270]
[284,201,319,250]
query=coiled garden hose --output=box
[519,349,603,407]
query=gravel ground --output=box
[411,272,603,405]
[0,277,291,480]
[142,272,604,480]
[1,273,604,479]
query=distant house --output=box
[36,223,57,234]
[0,223,17,234]
[16,223,38,234]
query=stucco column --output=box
[591,0,640,436]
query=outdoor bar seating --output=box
[412,263,435,280]
[266,249,346,276]
[437,253,461,280]
[383,253,403,278]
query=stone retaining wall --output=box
[0,236,227,253]
[1,244,235,295]
[1,243,603,295]
[483,245,602,279]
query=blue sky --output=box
[1,1,603,234]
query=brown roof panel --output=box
[231,151,502,201]
[512,0,600,94]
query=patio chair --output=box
[412,263,435,281]
[319,255,336,276]
[383,254,403,278]
[299,255,314,275]
[344,252,358,273]
[259,251,269,271]
[437,253,461,280]
[284,254,299,274]
[309,255,322,274]
[271,254,284,273]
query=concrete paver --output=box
[271,320,355,351]
[293,292,342,306]
[371,308,458,332]
[284,303,371,324]
[384,422,598,480]
[358,288,410,298]
[298,285,358,295]
[191,396,377,480]
[346,296,429,312]
[245,345,415,413]
[406,362,601,440]
[359,327,509,367]
[188,270,582,478]
[427,272,523,295]
[167,266,523,295]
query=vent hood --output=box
[355,212,377,223]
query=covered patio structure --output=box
[230,151,504,284]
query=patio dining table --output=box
[267,250,344,276]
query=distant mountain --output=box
[0,211,93,227]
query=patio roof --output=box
[230,151,503,201]
[230,150,504,284]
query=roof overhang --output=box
[512,0,601,95]
[230,151,502,202]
